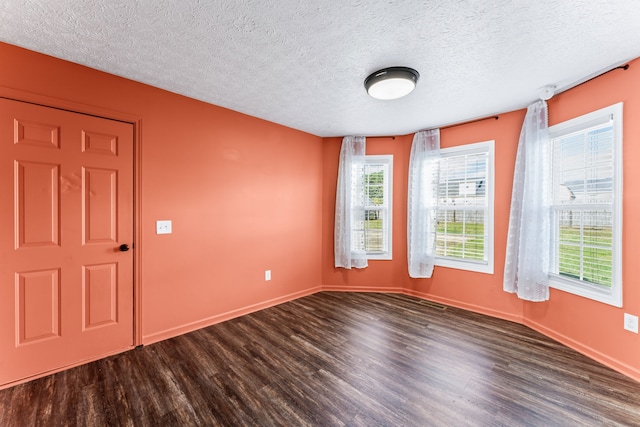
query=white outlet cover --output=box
[624,313,638,333]
[156,220,172,234]
[265,270,271,281]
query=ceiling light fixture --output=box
[365,67,420,100]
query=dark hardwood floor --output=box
[1,292,639,426]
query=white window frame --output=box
[357,155,393,260]
[435,140,495,274]
[548,103,623,307]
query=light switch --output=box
[156,220,172,234]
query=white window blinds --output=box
[550,118,614,287]
[547,102,623,307]
[436,140,494,274]
[352,156,393,259]
[437,151,488,261]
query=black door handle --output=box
[119,244,130,252]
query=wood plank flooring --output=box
[1,292,639,426]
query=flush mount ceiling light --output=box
[365,67,420,100]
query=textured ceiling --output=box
[1,1,640,137]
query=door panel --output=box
[83,167,118,243]
[82,263,118,329]
[15,161,60,247]
[16,268,61,345]
[0,98,134,387]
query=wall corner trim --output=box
[322,285,405,293]
[142,286,322,345]
[403,289,524,324]
[525,318,640,383]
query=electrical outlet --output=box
[265,270,271,281]
[156,220,172,234]
[624,313,638,333]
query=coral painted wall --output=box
[322,112,527,322]
[322,60,640,381]
[526,63,640,380]
[1,39,638,384]
[0,42,324,346]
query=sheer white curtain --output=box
[407,129,440,278]
[335,136,368,269]
[504,100,551,301]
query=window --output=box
[548,103,622,306]
[435,141,494,273]
[352,155,393,260]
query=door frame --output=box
[0,87,143,347]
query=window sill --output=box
[367,253,392,261]
[549,274,622,307]
[435,257,493,274]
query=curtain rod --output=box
[441,115,499,130]
[366,115,500,140]
[563,63,629,94]
[408,114,500,135]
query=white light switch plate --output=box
[156,220,172,234]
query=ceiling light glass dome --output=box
[365,67,420,100]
